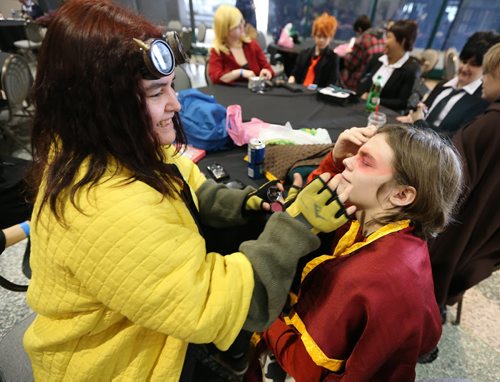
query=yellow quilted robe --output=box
[24,147,254,381]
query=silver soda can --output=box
[248,138,265,179]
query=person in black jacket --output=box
[357,19,421,112]
[398,31,500,137]
[288,12,340,88]
[427,42,500,323]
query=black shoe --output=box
[189,344,248,381]
[417,346,439,364]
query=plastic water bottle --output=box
[366,75,382,112]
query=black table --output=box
[0,20,26,53]
[196,84,397,188]
[198,84,396,142]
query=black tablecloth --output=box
[0,20,26,53]
[199,84,396,142]
[196,84,397,188]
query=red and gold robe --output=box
[258,152,442,381]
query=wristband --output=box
[239,68,243,78]
[19,221,30,237]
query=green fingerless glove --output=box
[285,176,350,234]
[244,180,281,211]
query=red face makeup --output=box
[339,133,395,214]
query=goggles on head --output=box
[133,31,189,79]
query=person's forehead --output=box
[141,75,171,90]
[361,134,393,162]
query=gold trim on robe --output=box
[283,220,412,371]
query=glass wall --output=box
[182,0,499,51]
[390,0,445,49]
[429,0,460,51]
[443,0,500,52]
[267,0,373,42]
[183,0,231,26]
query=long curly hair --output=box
[30,0,186,223]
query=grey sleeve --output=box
[196,179,254,228]
[240,212,320,331]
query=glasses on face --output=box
[133,31,188,79]
[231,20,245,31]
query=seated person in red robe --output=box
[288,12,340,88]
[208,4,273,85]
[246,124,464,381]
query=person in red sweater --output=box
[208,4,273,85]
[247,124,464,381]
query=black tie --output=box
[426,88,464,127]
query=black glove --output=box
[243,180,281,212]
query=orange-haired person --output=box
[288,13,340,87]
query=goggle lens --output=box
[150,40,175,76]
[134,32,188,79]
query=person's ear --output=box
[389,185,416,207]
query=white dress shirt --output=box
[425,76,483,126]
[372,52,411,89]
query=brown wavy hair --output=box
[375,124,463,240]
[30,0,186,223]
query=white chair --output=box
[204,59,212,86]
[190,24,208,69]
[13,21,45,63]
[167,19,183,32]
[0,313,35,382]
[0,53,34,153]
[443,48,459,81]
[420,49,439,74]
[174,65,192,91]
[179,29,193,56]
[256,31,267,52]
[196,23,206,43]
